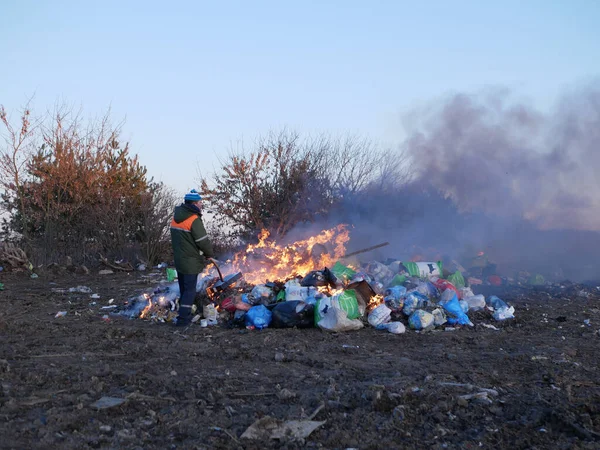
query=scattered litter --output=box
[90,293,101,299]
[241,416,326,440]
[458,391,494,405]
[55,311,67,318]
[108,298,114,304]
[100,305,117,310]
[377,321,406,334]
[98,270,113,275]
[91,396,126,410]
[69,286,92,294]
[481,324,500,331]
[30,273,38,279]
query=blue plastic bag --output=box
[442,292,473,326]
[245,305,272,330]
[402,291,429,316]
[384,285,407,300]
[408,310,434,330]
[487,295,508,310]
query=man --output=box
[170,189,215,326]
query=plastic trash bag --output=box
[250,284,274,302]
[431,278,461,298]
[403,291,429,316]
[245,305,273,330]
[485,295,515,320]
[385,296,404,312]
[301,268,338,287]
[284,280,319,302]
[441,293,474,326]
[464,294,486,311]
[271,301,314,328]
[330,261,357,282]
[487,295,508,310]
[459,300,469,313]
[387,273,407,287]
[493,306,515,321]
[303,296,318,306]
[408,310,434,330]
[400,261,442,278]
[447,271,466,289]
[384,285,407,300]
[459,287,475,300]
[432,308,447,326]
[366,261,394,284]
[413,281,440,300]
[368,304,392,327]
[376,321,406,334]
[316,303,364,332]
[314,291,360,326]
[232,310,247,327]
[203,303,218,325]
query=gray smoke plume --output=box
[321,82,600,282]
[404,83,600,231]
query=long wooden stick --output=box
[341,242,389,259]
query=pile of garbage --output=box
[119,259,516,333]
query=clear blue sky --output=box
[1,0,598,195]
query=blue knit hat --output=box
[184,189,202,202]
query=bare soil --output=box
[1,269,599,449]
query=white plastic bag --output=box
[493,306,515,321]
[464,294,486,311]
[368,304,392,327]
[317,305,363,332]
[203,303,218,325]
[377,321,406,334]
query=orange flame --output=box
[229,224,351,285]
[367,294,384,312]
[140,298,152,319]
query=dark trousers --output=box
[177,272,198,322]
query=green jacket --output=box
[170,204,214,274]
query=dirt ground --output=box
[1,268,599,450]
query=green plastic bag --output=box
[401,261,443,278]
[276,290,286,302]
[166,268,177,282]
[330,261,357,281]
[528,274,545,286]
[388,274,407,287]
[447,271,465,288]
[314,289,360,326]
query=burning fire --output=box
[229,224,351,285]
[367,294,384,312]
[140,294,152,319]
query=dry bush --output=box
[199,130,411,245]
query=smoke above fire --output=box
[321,82,600,282]
[215,83,599,284]
[403,83,600,231]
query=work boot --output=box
[175,316,191,327]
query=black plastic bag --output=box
[301,267,338,288]
[271,301,315,328]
